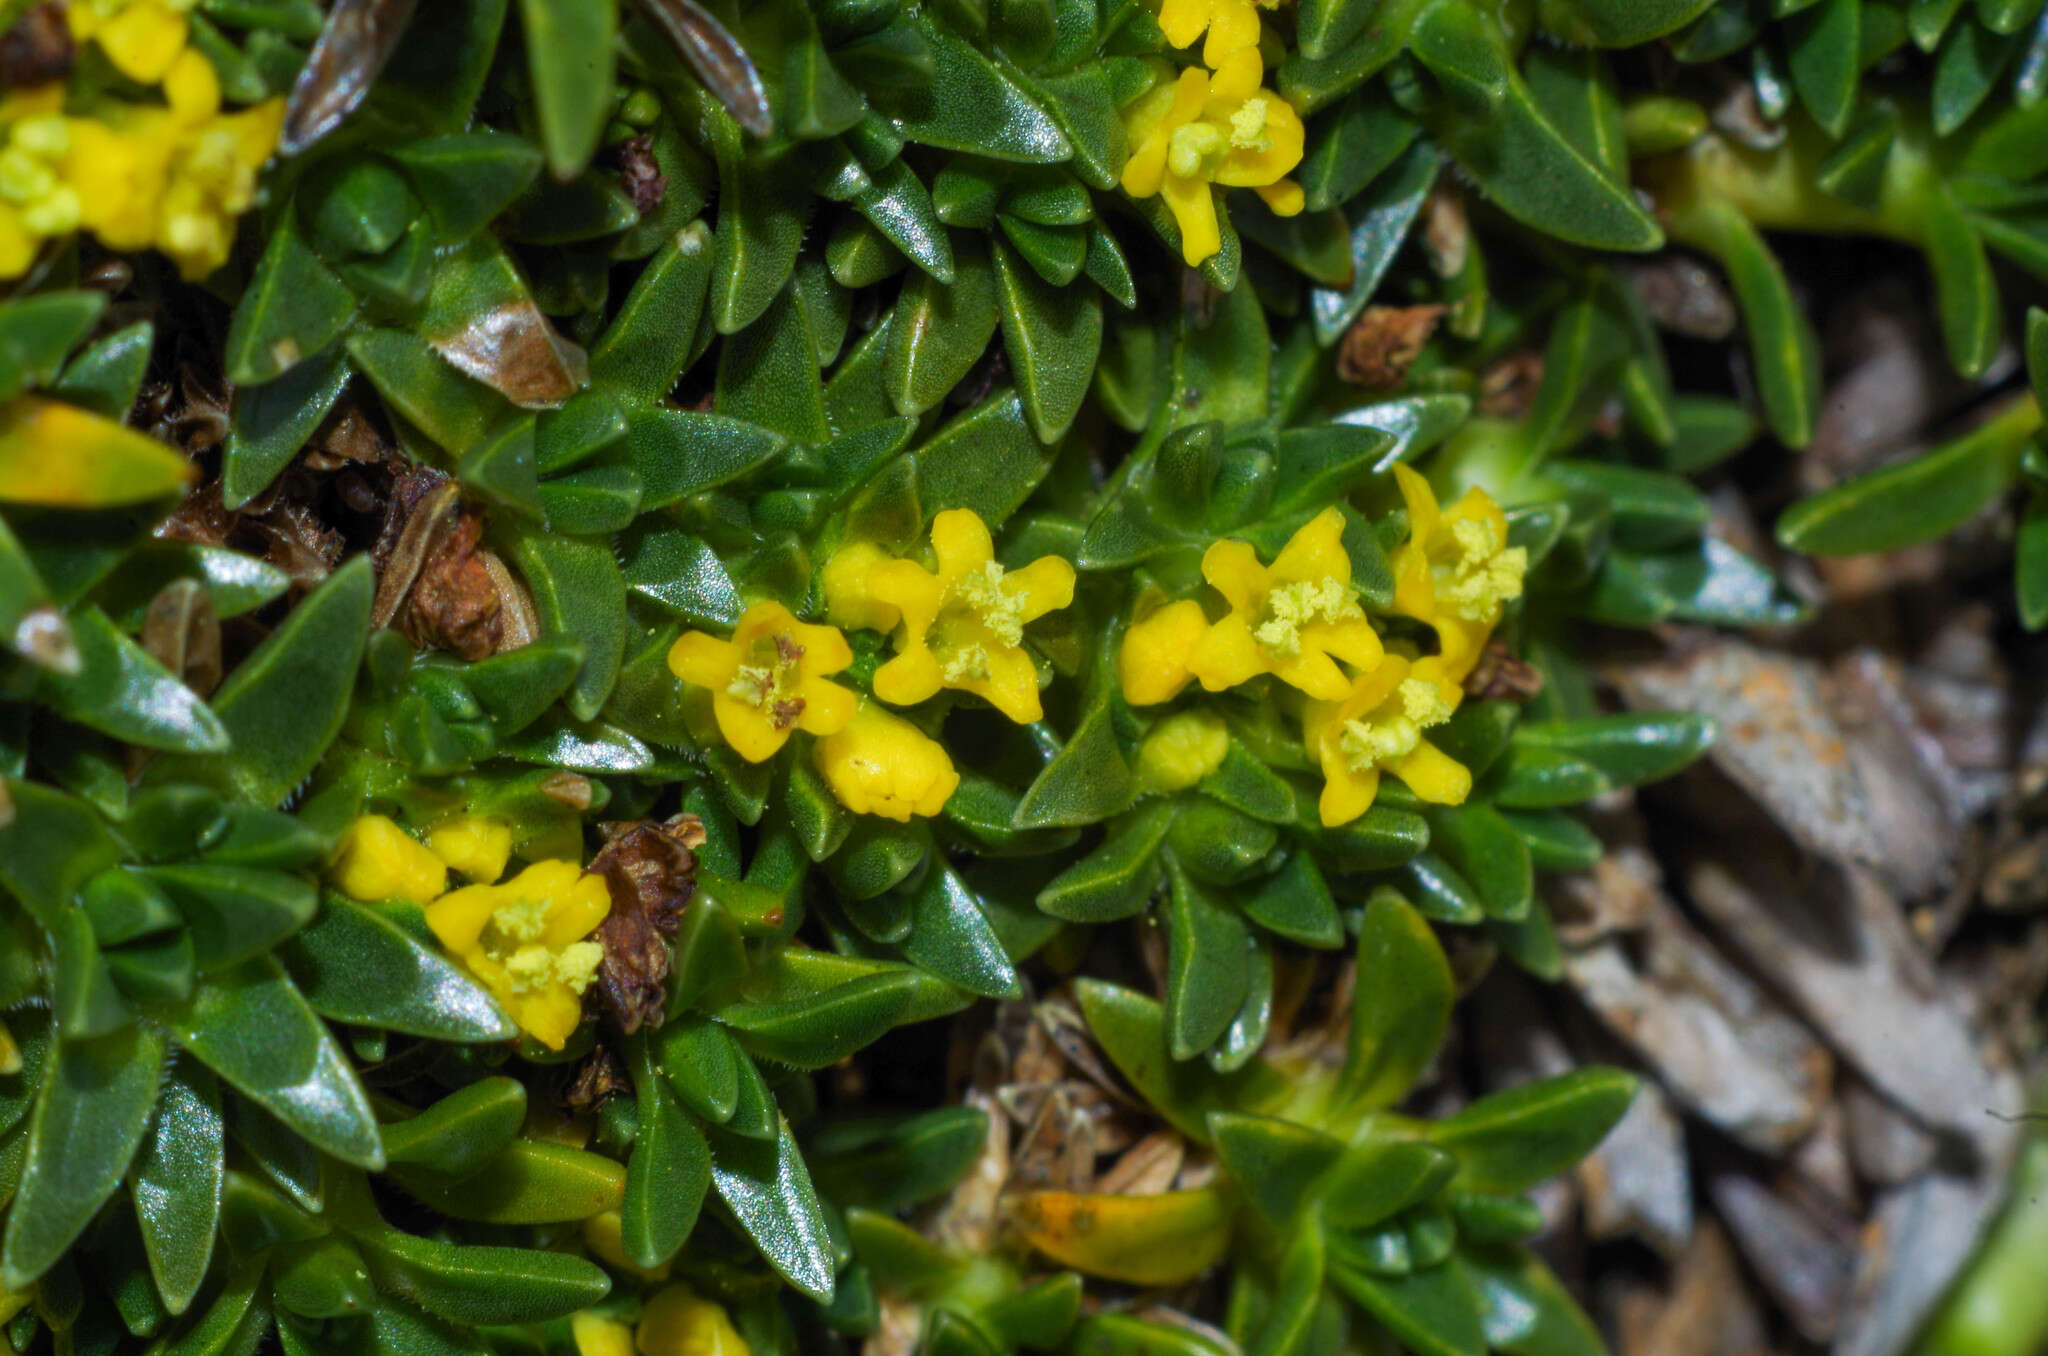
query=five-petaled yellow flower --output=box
[1187,506,1383,701]
[668,601,858,763]
[1303,656,1472,827]
[571,1285,750,1356]
[425,859,611,1052]
[822,508,1075,724]
[813,701,961,822]
[1120,51,1304,266]
[1390,466,1528,701]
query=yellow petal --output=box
[1270,506,1351,585]
[637,1285,751,1356]
[1255,178,1305,216]
[164,48,221,123]
[1205,34,1264,93]
[331,815,448,905]
[868,557,946,633]
[0,398,195,508]
[1390,740,1472,806]
[518,984,585,1052]
[1310,617,1385,673]
[1198,538,1267,612]
[794,676,858,734]
[822,541,902,633]
[711,694,790,763]
[426,816,514,884]
[425,884,503,955]
[1121,133,1170,198]
[788,618,853,674]
[1318,757,1380,827]
[976,645,1043,723]
[1163,172,1221,266]
[1118,599,1208,706]
[667,631,737,690]
[1157,0,1211,49]
[873,646,944,707]
[572,1312,639,1356]
[1188,614,1264,692]
[97,5,188,83]
[0,204,37,278]
[1269,647,1351,701]
[1004,555,1077,620]
[929,507,995,581]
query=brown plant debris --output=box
[1336,304,1446,390]
[588,814,707,1033]
[0,4,70,90]
[615,133,667,214]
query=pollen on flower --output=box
[941,642,990,684]
[1437,518,1529,621]
[955,560,1027,649]
[1229,96,1271,151]
[1340,678,1453,772]
[1252,576,1361,656]
[503,939,604,996]
[424,859,614,1050]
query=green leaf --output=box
[916,388,1058,521]
[992,238,1102,442]
[36,607,227,754]
[147,555,372,807]
[657,1018,741,1124]
[1464,1246,1606,1356]
[391,1139,625,1223]
[358,1228,611,1325]
[1429,1067,1639,1192]
[391,131,545,239]
[1036,805,1169,921]
[1240,851,1343,948]
[718,972,919,1069]
[223,213,355,388]
[1786,0,1861,136]
[223,343,352,508]
[1337,890,1452,1111]
[0,291,104,401]
[1925,184,2003,379]
[868,16,1070,161]
[1208,1112,1344,1230]
[1510,713,1715,787]
[709,1117,836,1300]
[623,1039,710,1269]
[0,1024,166,1291]
[887,236,1000,417]
[902,862,1020,998]
[1777,395,2040,552]
[1673,200,1819,447]
[709,125,809,335]
[280,895,515,1041]
[139,863,317,972]
[1310,141,1439,345]
[1327,1254,1486,1356]
[1076,979,1286,1143]
[518,0,615,178]
[133,1065,224,1315]
[511,533,627,721]
[1163,859,1251,1061]
[1321,1140,1458,1230]
[381,1078,526,1175]
[588,221,713,401]
[53,320,153,420]
[1535,0,1718,43]
[810,1107,990,1213]
[155,958,384,1169]
[627,408,789,509]
[2020,488,2048,629]
[1426,805,1533,921]
[1014,697,1135,830]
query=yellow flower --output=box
[1118,597,1209,706]
[330,814,448,905]
[1303,657,1472,827]
[69,0,197,85]
[0,115,79,240]
[822,509,1075,724]
[812,701,960,822]
[1187,506,1384,701]
[668,601,858,763]
[582,1211,672,1282]
[427,816,514,884]
[572,1313,636,1356]
[1120,53,1305,266]
[424,860,611,1051]
[1390,466,1528,698]
[1156,0,1264,66]
[635,1284,751,1356]
[1136,708,1230,792]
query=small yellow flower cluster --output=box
[1120,0,1304,265]
[0,0,285,280]
[330,814,605,1051]
[668,511,1075,823]
[1120,479,1528,828]
[571,1286,750,1356]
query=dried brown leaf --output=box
[282,0,418,155]
[589,814,705,1033]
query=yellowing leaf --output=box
[1010,1187,1231,1286]
[0,398,193,508]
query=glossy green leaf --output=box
[519,0,615,178]
[717,972,919,1069]
[281,896,514,1041]
[133,1063,223,1315]
[155,957,384,1169]
[709,1116,836,1300]
[380,1078,526,1175]
[37,606,227,754]
[358,1227,611,1325]
[0,1024,166,1291]
[148,555,372,807]
[810,1106,989,1212]
[1430,1067,1638,1192]
[223,343,353,508]
[1327,1253,1486,1356]
[887,236,999,417]
[623,1039,710,1269]
[511,533,627,721]
[391,131,544,239]
[993,238,1101,442]
[1338,890,1452,1111]
[1675,199,1818,448]
[223,214,355,388]
[392,1139,626,1223]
